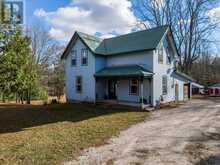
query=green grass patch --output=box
[0,103,148,165]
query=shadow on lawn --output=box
[0,103,144,134]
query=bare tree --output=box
[134,0,220,73]
[26,25,54,65]
[24,26,58,103]
[40,44,65,96]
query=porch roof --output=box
[94,65,153,78]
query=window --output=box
[164,39,171,64]
[76,76,82,93]
[129,79,139,95]
[158,44,163,64]
[162,76,168,95]
[71,50,77,66]
[81,49,88,65]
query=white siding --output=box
[64,32,186,106]
[152,35,185,106]
[65,39,96,102]
[106,51,153,71]
[117,79,151,103]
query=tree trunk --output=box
[16,93,18,103]
[27,87,31,104]
[2,93,5,103]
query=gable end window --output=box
[129,79,139,95]
[76,76,82,93]
[81,49,88,65]
[71,50,77,66]
[164,39,171,65]
[162,76,168,95]
[158,44,163,64]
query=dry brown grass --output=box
[0,103,148,165]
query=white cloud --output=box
[34,8,47,17]
[208,6,220,23]
[100,33,116,39]
[34,0,137,41]
[49,28,66,39]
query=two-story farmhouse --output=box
[61,25,193,108]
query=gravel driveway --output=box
[66,98,220,165]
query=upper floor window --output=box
[76,76,82,93]
[81,49,88,66]
[162,76,168,95]
[164,38,172,65]
[71,50,77,66]
[129,79,139,95]
[158,44,163,64]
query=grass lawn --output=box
[0,103,148,165]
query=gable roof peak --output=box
[61,25,171,59]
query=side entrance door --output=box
[108,80,117,99]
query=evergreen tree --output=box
[0,27,38,103]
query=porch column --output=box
[140,77,144,110]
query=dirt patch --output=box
[133,149,160,159]
[184,143,220,165]
[106,159,114,165]
[195,155,220,165]
[184,143,209,162]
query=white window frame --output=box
[71,50,77,66]
[81,48,88,66]
[162,76,168,95]
[76,76,82,93]
[158,43,163,64]
[164,40,171,65]
[129,78,139,95]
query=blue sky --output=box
[24,0,220,53]
[25,0,69,26]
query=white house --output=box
[61,25,193,108]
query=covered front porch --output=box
[94,65,154,109]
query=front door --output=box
[108,80,117,99]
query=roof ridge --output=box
[103,25,169,41]
[77,25,169,42]
[77,31,103,41]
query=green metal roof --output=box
[61,25,170,59]
[174,70,194,82]
[94,65,153,78]
[95,25,169,55]
[77,32,103,52]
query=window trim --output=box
[158,44,163,64]
[71,50,77,66]
[129,78,139,96]
[162,76,168,95]
[75,76,82,93]
[165,38,172,65]
[81,48,88,66]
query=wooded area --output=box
[0,24,65,104]
[134,0,220,85]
